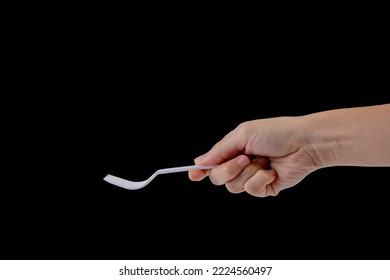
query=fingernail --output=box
[236,155,250,167]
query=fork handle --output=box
[157,165,218,175]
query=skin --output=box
[189,104,390,197]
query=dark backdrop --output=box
[2,15,389,260]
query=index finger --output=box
[188,126,247,181]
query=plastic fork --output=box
[103,165,217,190]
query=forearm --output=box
[302,104,390,167]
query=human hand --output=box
[189,117,318,197]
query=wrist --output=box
[300,113,341,169]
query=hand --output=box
[189,117,318,197]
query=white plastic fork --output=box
[103,165,218,190]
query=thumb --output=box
[195,126,247,166]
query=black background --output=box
[2,11,389,260]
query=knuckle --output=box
[244,171,267,197]
[209,163,240,185]
[236,121,252,137]
[225,181,244,194]
[209,171,225,186]
[222,164,237,177]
